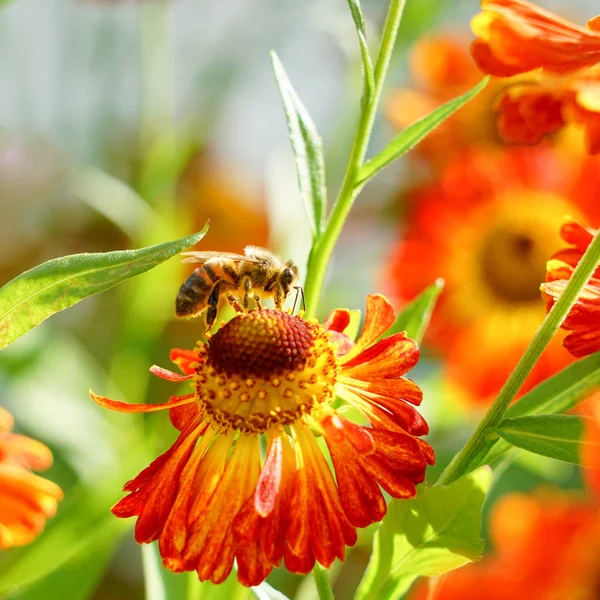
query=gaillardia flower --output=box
[386,146,600,406]
[0,406,63,549]
[91,295,435,586]
[542,219,600,357]
[471,0,600,153]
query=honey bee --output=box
[175,246,299,330]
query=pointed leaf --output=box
[271,52,327,237]
[357,77,490,185]
[346,0,375,102]
[387,279,444,343]
[356,467,491,600]
[0,224,209,350]
[495,414,594,465]
[472,354,600,468]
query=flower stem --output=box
[303,0,407,318]
[436,229,600,486]
[313,564,335,600]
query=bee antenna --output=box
[292,286,306,314]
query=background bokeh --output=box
[0,0,598,598]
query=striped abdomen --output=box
[175,260,238,318]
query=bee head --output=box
[281,261,298,290]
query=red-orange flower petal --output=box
[471,0,600,76]
[542,219,600,357]
[496,83,566,145]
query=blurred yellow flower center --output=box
[474,191,580,306]
[194,310,338,433]
[479,227,548,303]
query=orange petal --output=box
[326,436,387,527]
[170,348,202,374]
[342,333,420,379]
[90,390,196,413]
[320,413,375,454]
[496,86,565,145]
[350,294,396,356]
[254,434,283,518]
[322,308,351,333]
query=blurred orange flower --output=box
[471,0,600,153]
[412,490,600,600]
[0,406,63,549]
[386,146,600,406]
[91,295,435,586]
[542,219,600,358]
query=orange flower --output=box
[91,295,435,587]
[411,490,600,600]
[471,0,600,76]
[0,406,63,549]
[386,146,600,406]
[471,0,600,153]
[493,70,600,154]
[542,219,600,358]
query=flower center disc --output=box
[208,310,316,380]
[194,310,338,434]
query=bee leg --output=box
[243,277,252,310]
[226,294,244,314]
[274,285,284,310]
[292,286,305,313]
[204,283,221,334]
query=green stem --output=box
[186,572,201,600]
[436,229,600,486]
[313,564,335,600]
[303,0,407,318]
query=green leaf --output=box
[356,467,491,600]
[387,279,444,344]
[495,414,594,465]
[0,224,209,350]
[357,77,490,185]
[270,51,327,238]
[346,0,375,102]
[471,353,600,468]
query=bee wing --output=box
[180,251,264,265]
